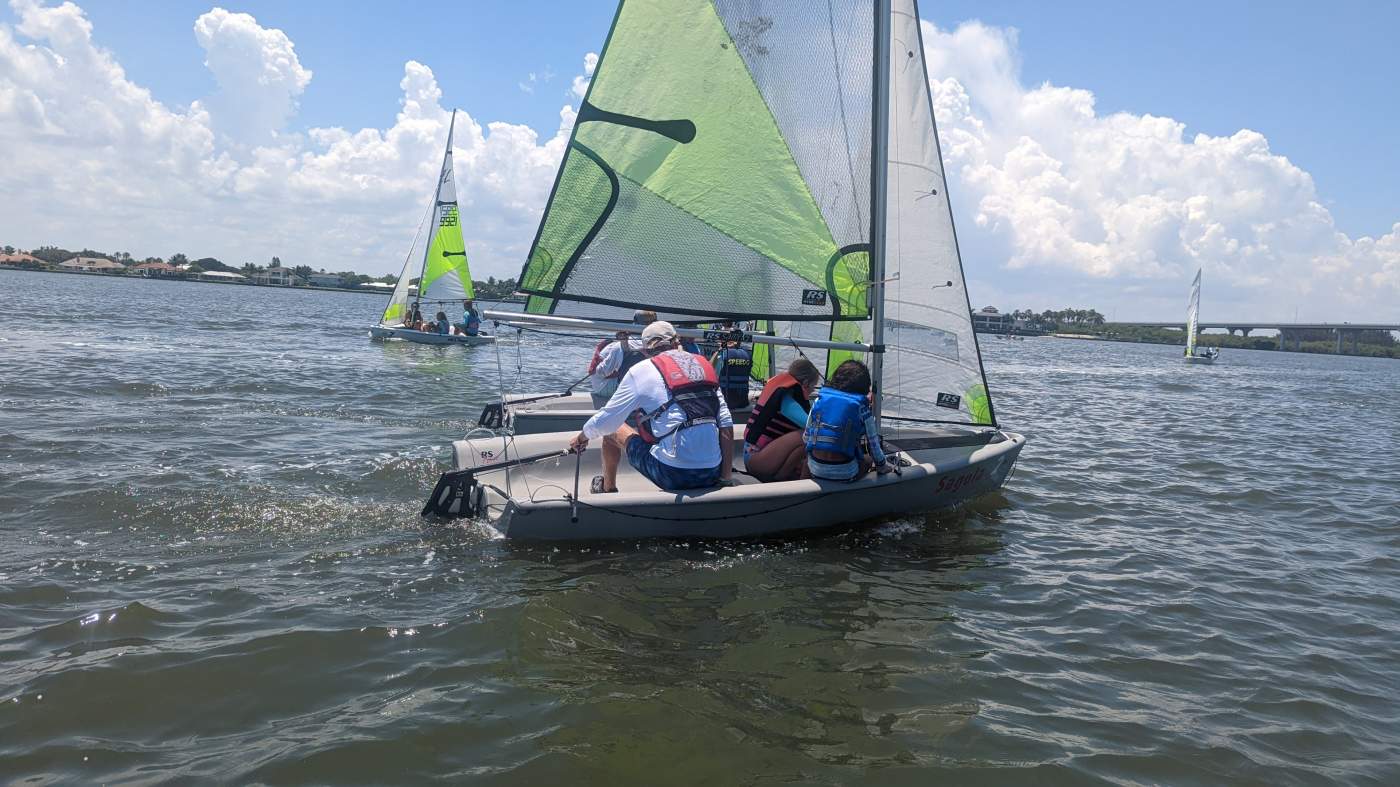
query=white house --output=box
[252,266,304,286]
[308,272,344,288]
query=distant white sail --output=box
[1186,268,1202,356]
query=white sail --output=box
[879,0,994,425]
[378,252,416,326]
[416,111,475,306]
[1186,268,1202,355]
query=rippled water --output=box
[2,270,1398,784]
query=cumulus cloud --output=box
[0,0,1394,319]
[193,7,311,145]
[0,0,588,281]
[571,52,597,99]
[921,20,1400,317]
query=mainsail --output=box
[516,0,996,428]
[1186,268,1202,356]
[379,110,474,328]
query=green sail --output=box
[519,0,874,321]
[420,205,474,301]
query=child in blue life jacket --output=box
[802,359,896,482]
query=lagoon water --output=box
[2,269,1398,784]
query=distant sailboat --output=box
[370,110,494,346]
[1183,267,1219,364]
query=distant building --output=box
[132,261,177,277]
[59,256,124,273]
[251,266,304,286]
[359,281,395,290]
[0,252,43,267]
[308,272,344,288]
[198,270,248,283]
[972,306,1012,333]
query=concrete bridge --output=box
[1102,322,1400,353]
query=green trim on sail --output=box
[520,0,866,319]
[421,205,474,299]
[825,321,866,378]
[750,320,773,382]
[965,383,992,425]
[382,301,405,324]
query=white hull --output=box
[369,325,495,346]
[499,391,752,436]
[1183,353,1217,364]
[439,426,1025,541]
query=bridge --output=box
[1102,322,1400,353]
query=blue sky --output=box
[39,0,1399,239]
[2,0,1397,319]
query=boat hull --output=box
[369,325,495,346]
[501,392,753,436]
[444,427,1024,541]
[1183,354,1217,364]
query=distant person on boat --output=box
[586,309,655,408]
[710,333,754,411]
[744,357,821,482]
[455,299,482,336]
[408,302,424,330]
[432,311,450,335]
[804,360,896,482]
[569,320,734,493]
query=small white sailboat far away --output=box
[1183,268,1219,364]
[423,0,1025,539]
[370,110,495,346]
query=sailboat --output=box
[422,0,1025,539]
[1183,268,1219,364]
[370,110,495,346]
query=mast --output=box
[869,0,893,425]
[417,109,458,297]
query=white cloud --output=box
[0,0,588,281]
[0,1,1393,319]
[193,7,311,145]
[571,51,597,99]
[921,20,1400,318]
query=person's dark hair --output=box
[436,311,447,321]
[827,359,870,395]
[788,358,820,389]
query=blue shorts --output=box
[808,455,861,482]
[626,435,720,491]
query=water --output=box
[2,270,1397,784]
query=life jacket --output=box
[436,320,449,335]
[716,347,753,395]
[803,387,868,462]
[464,308,480,333]
[637,350,722,445]
[588,338,645,398]
[744,372,809,451]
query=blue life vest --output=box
[464,307,481,334]
[803,387,868,461]
[716,347,753,395]
[436,320,449,335]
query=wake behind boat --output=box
[424,0,1025,539]
[370,110,495,347]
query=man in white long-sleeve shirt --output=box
[569,321,734,493]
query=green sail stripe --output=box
[825,321,866,378]
[521,0,865,318]
[421,205,474,298]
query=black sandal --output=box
[589,475,618,494]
